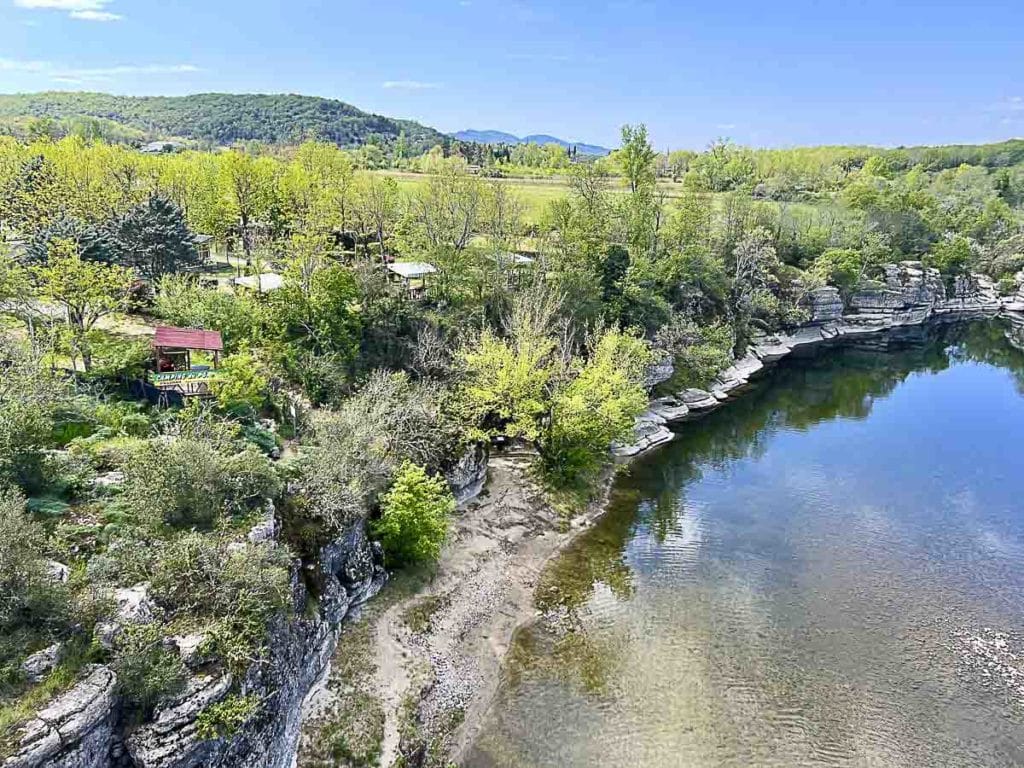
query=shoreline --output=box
[297,282,1024,767]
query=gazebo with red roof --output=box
[150,326,224,399]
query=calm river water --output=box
[467,320,1024,768]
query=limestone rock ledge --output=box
[4,667,117,768]
[615,264,1023,457]
[4,523,386,768]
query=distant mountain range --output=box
[451,129,611,156]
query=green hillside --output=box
[0,91,445,150]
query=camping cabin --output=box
[148,326,224,402]
[387,262,437,299]
[489,252,535,287]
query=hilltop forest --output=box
[2,120,1024,759]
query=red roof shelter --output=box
[153,326,223,352]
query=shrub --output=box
[542,330,651,486]
[121,439,226,530]
[372,462,453,566]
[211,353,270,415]
[111,623,186,716]
[197,694,261,740]
[121,439,280,530]
[148,534,292,675]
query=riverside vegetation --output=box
[1,112,1024,766]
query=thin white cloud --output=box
[14,0,123,21]
[70,9,121,20]
[0,58,201,82]
[382,80,442,90]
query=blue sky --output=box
[1,0,1023,150]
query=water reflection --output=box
[468,320,1024,768]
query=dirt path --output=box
[298,452,613,767]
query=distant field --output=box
[379,171,838,227]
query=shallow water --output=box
[467,321,1024,768]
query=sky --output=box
[1,0,1023,151]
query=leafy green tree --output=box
[617,124,657,195]
[114,194,202,280]
[211,352,270,415]
[543,330,651,484]
[372,462,454,565]
[32,241,134,371]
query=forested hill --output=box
[0,91,445,150]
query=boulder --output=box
[612,412,673,458]
[678,388,719,411]
[445,443,489,506]
[248,500,279,544]
[21,643,62,683]
[642,353,675,389]
[45,560,70,584]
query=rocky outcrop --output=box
[4,667,117,768]
[445,444,489,507]
[803,286,844,322]
[4,524,386,768]
[615,264,1023,457]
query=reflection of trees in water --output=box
[509,320,1024,701]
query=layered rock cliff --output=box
[616,263,1021,457]
[3,523,386,768]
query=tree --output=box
[32,240,134,371]
[618,124,657,195]
[372,462,453,565]
[114,194,202,281]
[211,352,270,415]
[542,330,650,485]
[219,150,276,260]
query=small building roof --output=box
[154,326,224,352]
[491,252,535,266]
[193,234,214,245]
[233,273,284,293]
[387,262,438,279]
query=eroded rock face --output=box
[643,353,675,389]
[21,644,62,684]
[804,286,844,323]
[4,666,117,768]
[446,444,489,506]
[5,523,386,768]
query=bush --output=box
[121,439,280,530]
[155,276,263,354]
[0,488,72,687]
[372,463,453,566]
[121,439,226,530]
[148,534,292,675]
[211,353,270,415]
[196,694,261,740]
[111,623,186,716]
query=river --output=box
[466,320,1024,768]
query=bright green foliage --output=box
[459,327,555,442]
[31,244,134,371]
[197,694,261,740]
[269,261,361,359]
[929,235,973,276]
[543,331,651,484]
[155,275,263,354]
[212,353,269,414]
[373,463,454,566]
[809,248,871,292]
